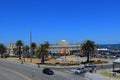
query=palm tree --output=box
[13,47,17,54]
[0,44,6,58]
[44,42,49,49]
[16,40,23,59]
[36,42,49,64]
[81,40,97,63]
[31,42,37,55]
[36,44,44,59]
[23,45,29,52]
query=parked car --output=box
[109,55,116,58]
[42,68,54,75]
[74,67,86,74]
[4,53,10,58]
[84,63,96,68]
[115,54,120,58]
[9,53,16,57]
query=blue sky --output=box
[0,0,120,46]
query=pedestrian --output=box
[92,67,94,73]
[94,67,97,73]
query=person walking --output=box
[94,67,97,73]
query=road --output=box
[0,59,86,80]
[0,66,31,80]
[0,58,118,80]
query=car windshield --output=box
[77,67,85,70]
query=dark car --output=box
[4,53,10,58]
[42,68,54,75]
[84,63,96,68]
[116,54,120,58]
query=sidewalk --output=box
[85,69,120,80]
[85,71,108,80]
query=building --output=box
[49,40,81,55]
[7,40,81,55]
[7,42,15,54]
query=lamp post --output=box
[30,31,32,63]
[64,49,66,62]
[21,46,23,64]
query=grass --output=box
[101,71,120,79]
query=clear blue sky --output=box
[0,0,120,46]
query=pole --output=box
[64,49,66,62]
[30,31,32,63]
[113,62,115,71]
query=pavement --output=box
[2,57,118,80]
[85,69,120,80]
[0,66,32,80]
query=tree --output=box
[36,42,49,64]
[31,42,37,55]
[13,47,17,54]
[16,40,23,59]
[44,42,49,49]
[0,44,6,58]
[23,45,29,52]
[81,40,97,63]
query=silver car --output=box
[74,67,86,74]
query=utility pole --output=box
[30,31,32,63]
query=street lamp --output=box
[64,49,66,62]
[30,31,32,63]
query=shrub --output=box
[97,60,101,62]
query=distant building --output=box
[7,42,15,54]
[6,40,81,55]
[49,40,81,55]
[97,48,108,51]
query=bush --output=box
[81,60,95,64]
[55,62,60,65]
[97,60,101,62]
[59,62,80,66]
[94,61,103,64]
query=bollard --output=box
[21,60,23,64]
[38,63,40,68]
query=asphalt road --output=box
[0,58,118,80]
[0,66,31,80]
[0,59,86,80]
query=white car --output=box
[74,67,86,74]
[9,53,16,57]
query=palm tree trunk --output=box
[19,47,21,59]
[87,52,90,63]
[41,55,44,64]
